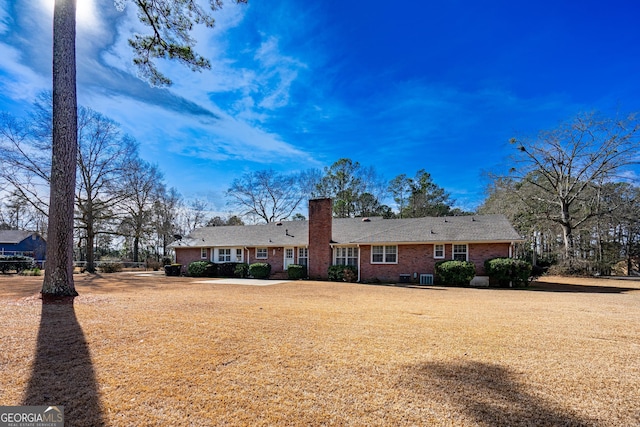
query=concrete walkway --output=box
[193,278,291,286]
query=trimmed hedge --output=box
[187,262,250,278]
[287,264,307,280]
[328,265,358,282]
[204,262,218,277]
[188,261,210,277]
[485,257,532,287]
[235,263,249,278]
[249,263,271,279]
[435,260,476,286]
[218,262,242,277]
[0,255,35,274]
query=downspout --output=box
[357,245,361,282]
[245,247,250,265]
[330,244,334,271]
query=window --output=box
[335,247,358,266]
[218,248,231,262]
[235,248,243,262]
[372,246,383,263]
[298,248,308,266]
[285,248,294,259]
[371,245,397,264]
[256,248,268,259]
[200,248,207,259]
[453,244,468,261]
[434,244,444,259]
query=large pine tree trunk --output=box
[42,0,78,299]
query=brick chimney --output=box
[308,198,333,280]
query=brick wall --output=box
[468,243,511,275]
[359,244,435,283]
[177,246,298,275]
[358,242,513,282]
[250,247,285,273]
[175,248,202,274]
[308,198,333,279]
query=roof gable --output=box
[0,230,37,244]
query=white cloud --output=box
[0,0,320,206]
[253,36,306,110]
[81,90,310,165]
[0,0,10,34]
[0,43,49,101]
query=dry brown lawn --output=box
[1,273,639,426]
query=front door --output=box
[284,247,295,270]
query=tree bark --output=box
[133,235,140,263]
[558,201,574,261]
[42,0,78,298]
[86,214,95,274]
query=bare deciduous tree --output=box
[118,159,164,263]
[0,107,52,217]
[227,169,304,223]
[75,108,139,273]
[153,186,183,260]
[509,112,640,261]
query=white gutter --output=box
[357,245,361,282]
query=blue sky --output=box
[1,0,639,214]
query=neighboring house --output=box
[0,230,47,266]
[172,198,523,283]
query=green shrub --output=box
[234,263,249,278]
[485,258,532,287]
[328,265,358,282]
[0,255,35,274]
[435,260,476,286]
[99,262,123,273]
[287,264,307,280]
[188,261,210,277]
[204,262,218,277]
[218,262,241,277]
[249,263,271,279]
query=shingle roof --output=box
[0,230,36,244]
[172,214,522,248]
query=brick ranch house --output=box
[172,198,523,283]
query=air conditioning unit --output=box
[419,274,434,285]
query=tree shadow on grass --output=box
[399,360,596,426]
[22,299,105,426]
[525,281,639,294]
